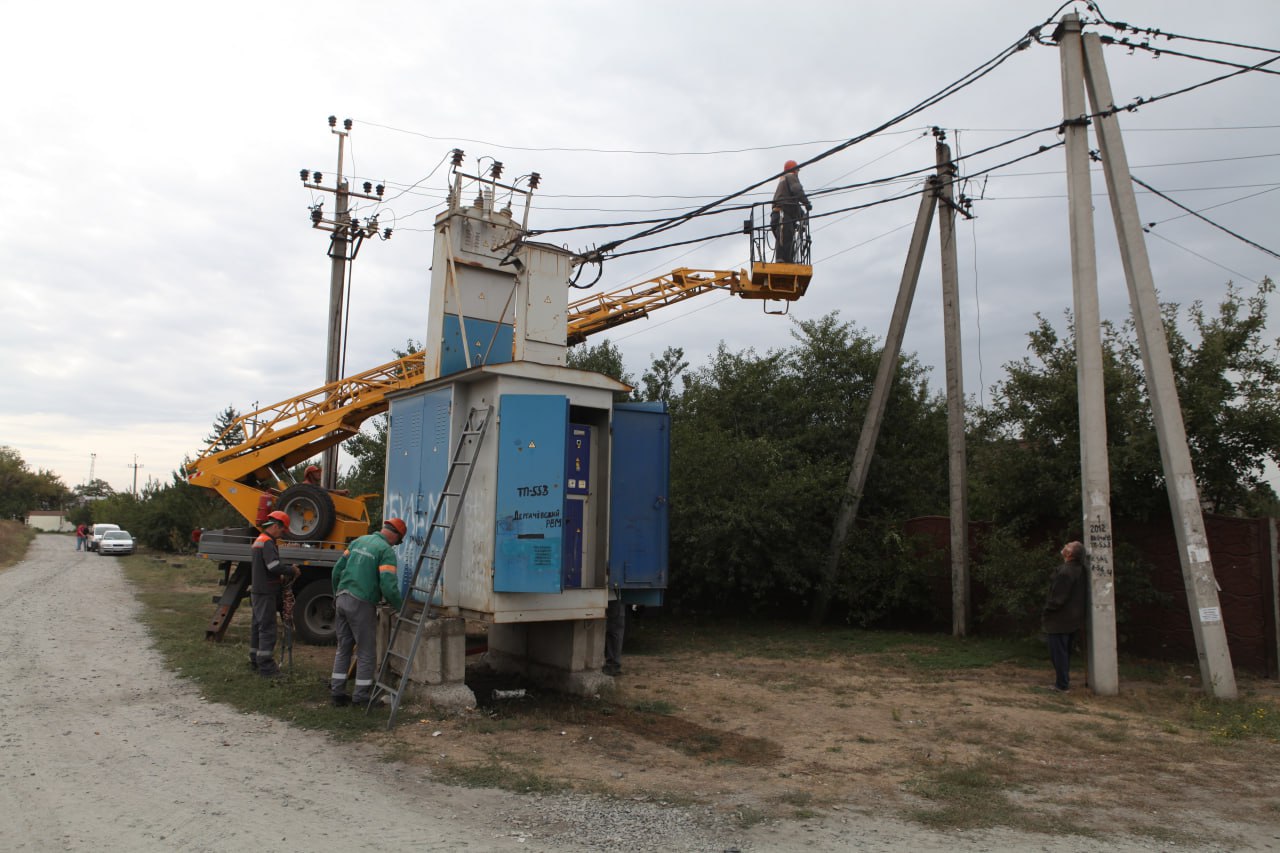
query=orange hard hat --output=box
[264,510,291,528]
[304,464,321,476]
[383,517,407,538]
[784,159,799,172]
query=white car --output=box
[88,523,120,552]
[98,530,135,556]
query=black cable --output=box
[1146,184,1280,227]
[1145,230,1263,286]
[1103,36,1280,76]
[600,140,1068,262]
[1131,175,1280,260]
[1086,1,1280,55]
[547,20,1042,261]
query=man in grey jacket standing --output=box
[771,159,811,264]
[1043,541,1088,692]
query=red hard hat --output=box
[784,159,799,172]
[304,464,321,476]
[383,517,407,538]
[264,510,291,527]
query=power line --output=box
[1144,230,1263,286]
[1131,175,1280,259]
[552,17,1043,261]
[1086,1,1280,56]
[1146,184,1280,227]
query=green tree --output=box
[640,346,688,404]
[667,314,948,622]
[565,338,634,400]
[0,447,74,521]
[75,478,116,500]
[204,405,246,452]
[971,279,1280,527]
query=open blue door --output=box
[609,402,669,597]
[494,394,567,593]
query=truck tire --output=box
[293,578,337,645]
[277,483,336,542]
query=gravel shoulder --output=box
[2,535,1277,852]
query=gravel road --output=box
[1,536,1262,852]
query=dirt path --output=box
[1,535,1274,851]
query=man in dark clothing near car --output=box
[771,159,812,264]
[250,510,300,678]
[1042,540,1088,692]
[329,518,407,707]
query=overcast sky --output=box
[3,0,1277,496]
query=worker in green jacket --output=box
[329,518,407,707]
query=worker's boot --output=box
[248,655,259,672]
[258,660,282,679]
[330,692,350,707]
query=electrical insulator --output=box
[450,148,465,168]
[343,118,352,130]
[491,161,503,180]
[314,172,323,184]
[363,181,372,193]
[300,169,310,182]
[383,228,392,240]
[328,115,337,128]
[529,172,541,190]
[375,184,384,196]
[311,208,322,223]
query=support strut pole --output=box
[810,178,939,624]
[1081,30,1237,698]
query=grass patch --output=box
[905,760,1027,830]
[631,699,676,715]
[0,520,36,571]
[1188,697,1280,742]
[119,554,385,740]
[435,758,571,794]
[628,614,1045,673]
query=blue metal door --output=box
[494,394,567,593]
[385,388,452,600]
[609,402,669,590]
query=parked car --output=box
[98,530,135,556]
[88,523,120,552]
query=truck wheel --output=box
[293,579,336,645]
[277,483,336,542]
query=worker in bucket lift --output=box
[771,159,811,264]
[303,463,349,496]
[329,517,407,707]
[250,510,300,678]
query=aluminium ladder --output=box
[367,404,493,728]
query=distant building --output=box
[27,510,68,532]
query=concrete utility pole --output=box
[300,117,388,491]
[127,455,145,497]
[1077,25,1237,698]
[812,178,938,625]
[935,139,971,637]
[1057,14,1119,696]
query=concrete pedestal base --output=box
[486,618,613,696]
[375,610,475,712]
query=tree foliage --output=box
[565,338,635,401]
[0,446,74,521]
[204,405,246,452]
[666,314,949,622]
[971,279,1280,527]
